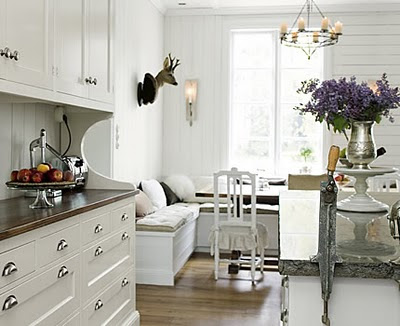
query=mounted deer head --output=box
[137,53,181,106]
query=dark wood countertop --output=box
[0,189,139,241]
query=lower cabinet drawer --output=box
[82,228,134,302]
[0,254,80,326]
[0,241,35,290]
[38,223,80,267]
[82,268,135,326]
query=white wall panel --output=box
[164,10,400,176]
[0,103,59,200]
[112,0,164,183]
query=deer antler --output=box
[172,59,180,72]
[168,53,181,72]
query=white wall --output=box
[162,8,400,176]
[112,0,165,183]
[0,103,59,200]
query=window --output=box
[229,29,324,175]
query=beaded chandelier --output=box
[280,0,343,59]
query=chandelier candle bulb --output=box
[321,17,329,31]
[330,29,337,40]
[298,17,305,30]
[280,23,288,34]
[292,31,298,41]
[313,31,319,43]
[334,21,343,34]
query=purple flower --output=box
[295,74,400,135]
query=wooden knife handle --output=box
[327,145,340,172]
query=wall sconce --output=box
[185,79,197,126]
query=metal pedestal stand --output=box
[337,166,397,213]
[6,182,76,209]
[30,189,54,209]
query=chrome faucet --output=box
[29,129,64,168]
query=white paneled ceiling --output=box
[161,0,400,10]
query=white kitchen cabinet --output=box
[86,0,114,103]
[55,0,87,98]
[2,0,53,90]
[54,0,114,103]
[0,254,80,326]
[0,197,139,326]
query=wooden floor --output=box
[136,253,281,326]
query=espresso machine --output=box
[27,129,88,197]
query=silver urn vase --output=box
[347,121,376,169]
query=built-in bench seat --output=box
[136,203,200,286]
[135,176,279,286]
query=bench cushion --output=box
[136,203,200,232]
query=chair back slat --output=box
[213,168,257,229]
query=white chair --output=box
[209,168,267,282]
[368,173,400,192]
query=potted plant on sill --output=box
[299,146,313,174]
[295,73,400,169]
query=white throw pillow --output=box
[141,179,167,210]
[164,175,195,202]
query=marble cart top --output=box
[279,190,400,279]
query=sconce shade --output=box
[185,80,198,126]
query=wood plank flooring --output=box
[136,253,281,326]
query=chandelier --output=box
[280,0,343,59]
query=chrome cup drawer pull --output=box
[2,262,18,277]
[121,213,128,221]
[2,295,18,311]
[94,246,103,257]
[94,224,103,234]
[94,299,103,311]
[57,239,68,251]
[121,232,129,241]
[121,278,129,287]
[58,266,69,279]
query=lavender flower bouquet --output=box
[295,73,400,139]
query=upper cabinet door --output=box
[87,0,114,104]
[55,0,87,98]
[4,0,53,90]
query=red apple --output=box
[31,171,44,183]
[30,168,38,174]
[17,169,32,183]
[47,168,63,182]
[63,170,74,182]
[10,170,19,182]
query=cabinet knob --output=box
[2,295,18,311]
[85,77,93,84]
[121,232,129,241]
[94,299,103,311]
[121,278,129,287]
[94,246,103,257]
[121,213,128,221]
[2,262,18,277]
[57,239,69,251]
[57,266,69,279]
[92,77,97,86]
[94,224,103,234]
[10,50,19,61]
[1,47,11,58]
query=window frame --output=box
[223,17,332,175]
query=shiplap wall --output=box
[331,12,400,169]
[0,103,59,200]
[163,9,400,176]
